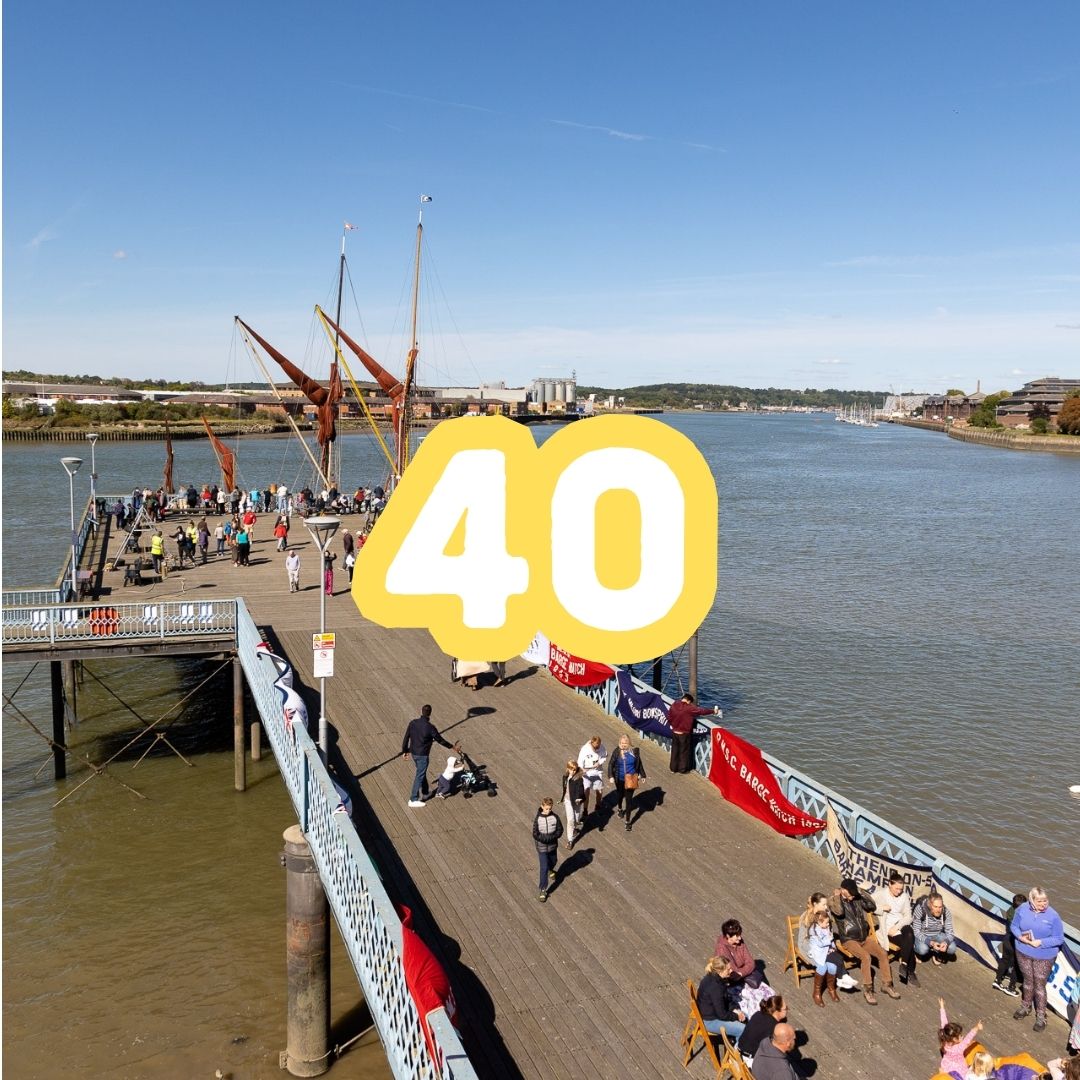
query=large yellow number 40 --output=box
[353,414,717,663]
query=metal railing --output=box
[1,599,238,647]
[236,604,476,1080]
[575,667,1080,968]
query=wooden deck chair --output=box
[782,915,817,987]
[719,1028,755,1079]
[680,979,724,1075]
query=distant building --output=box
[995,376,1080,429]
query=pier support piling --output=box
[62,659,78,728]
[233,657,245,792]
[688,633,698,700]
[251,720,262,762]
[282,825,331,1077]
[50,661,67,780]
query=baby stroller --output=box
[458,746,497,799]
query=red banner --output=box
[548,643,614,687]
[707,728,826,837]
[397,904,459,1066]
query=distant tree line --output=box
[1,398,260,426]
[2,369,265,392]
[577,382,889,409]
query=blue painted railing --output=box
[235,603,477,1080]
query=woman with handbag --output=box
[607,734,645,833]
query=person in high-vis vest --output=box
[150,531,165,577]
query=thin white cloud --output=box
[113,249,128,260]
[816,358,846,365]
[548,118,723,152]
[26,225,59,250]
[550,119,649,142]
[1055,322,1080,329]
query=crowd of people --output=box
[115,476,378,589]
[691,876,1077,1079]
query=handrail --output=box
[1,599,238,646]
[235,603,476,1080]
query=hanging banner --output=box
[614,669,673,737]
[521,631,550,667]
[256,642,308,740]
[397,903,460,1069]
[548,643,614,688]
[707,728,826,837]
[825,807,934,894]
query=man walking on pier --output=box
[285,549,300,592]
[402,705,453,808]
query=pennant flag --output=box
[344,222,359,230]
[420,194,433,203]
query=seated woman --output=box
[713,918,776,1016]
[736,994,787,1065]
[696,956,745,1043]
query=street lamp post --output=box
[304,515,341,757]
[87,433,100,526]
[61,457,83,601]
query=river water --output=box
[2,417,1078,1075]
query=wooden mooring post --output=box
[281,825,330,1077]
[251,720,262,762]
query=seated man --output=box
[913,892,957,966]
[829,878,901,1003]
[872,870,919,987]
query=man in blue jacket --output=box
[401,705,453,808]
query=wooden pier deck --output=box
[86,520,1061,1079]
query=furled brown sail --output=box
[202,417,236,493]
[236,317,341,449]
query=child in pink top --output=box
[938,996,984,1075]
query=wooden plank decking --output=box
[90,522,1064,1079]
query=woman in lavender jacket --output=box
[1010,886,1065,1034]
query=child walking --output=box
[938,997,984,1077]
[532,798,563,902]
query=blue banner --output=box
[614,670,673,737]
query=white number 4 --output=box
[384,449,529,628]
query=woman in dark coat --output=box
[607,734,646,833]
[696,956,746,1043]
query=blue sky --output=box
[4,1,1078,393]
